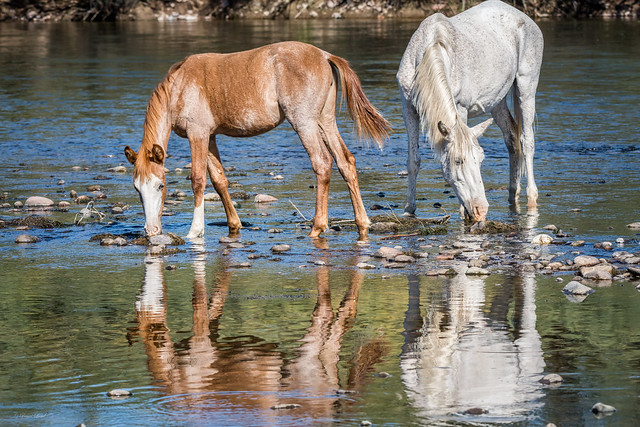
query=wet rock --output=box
[360,421,373,426]
[267,228,283,233]
[591,402,617,416]
[230,262,252,268]
[87,185,102,192]
[374,246,403,260]
[270,403,301,410]
[469,221,485,233]
[539,373,563,385]
[562,281,594,296]
[570,240,585,247]
[171,190,187,198]
[573,255,600,267]
[357,262,376,269]
[106,389,132,398]
[227,242,245,249]
[107,165,127,173]
[166,265,178,270]
[532,234,553,245]
[625,256,640,264]
[616,237,625,245]
[626,222,640,229]
[255,194,278,203]
[373,371,392,378]
[580,264,614,280]
[463,407,487,415]
[203,192,220,201]
[271,244,291,253]
[24,196,54,209]
[75,195,91,204]
[111,206,124,214]
[385,262,408,269]
[466,267,490,275]
[58,201,71,210]
[149,234,174,246]
[394,254,416,263]
[594,241,613,250]
[546,261,564,270]
[15,234,40,243]
[542,224,557,231]
[627,266,640,277]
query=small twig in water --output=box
[289,199,310,222]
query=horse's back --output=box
[167,42,333,137]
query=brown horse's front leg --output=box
[207,137,242,236]
[187,136,209,239]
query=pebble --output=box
[466,267,490,275]
[562,281,594,296]
[15,234,40,243]
[542,224,557,231]
[267,228,283,233]
[106,165,127,173]
[230,262,252,268]
[570,240,585,247]
[76,195,91,204]
[171,190,187,198]
[111,206,124,214]
[24,196,54,208]
[580,264,614,281]
[203,192,220,201]
[539,373,563,384]
[357,262,376,269]
[374,246,403,260]
[531,234,553,245]
[271,244,291,253]
[591,402,617,415]
[14,201,23,208]
[106,389,132,398]
[626,222,640,229]
[394,254,416,263]
[463,407,487,415]
[149,234,174,246]
[255,194,278,203]
[87,185,102,192]
[58,201,71,209]
[219,236,239,243]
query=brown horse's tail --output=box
[328,55,391,149]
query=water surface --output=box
[1,18,639,426]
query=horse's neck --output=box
[412,25,460,156]
[142,83,172,152]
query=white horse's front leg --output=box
[401,96,421,217]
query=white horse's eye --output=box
[454,158,463,166]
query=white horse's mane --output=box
[411,22,474,161]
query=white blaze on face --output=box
[134,174,165,236]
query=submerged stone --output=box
[15,234,40,243]
[562,281,594,296]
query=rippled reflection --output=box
[401,272,545,422]
[130,244,377,421]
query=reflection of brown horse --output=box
[123,41,390,240]
[130,248,386,421]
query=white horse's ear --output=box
[437,121,451,137]
[150,144,165,164]
[124,146,137,164]
[471,118,493,138]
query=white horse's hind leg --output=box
[401,95,421,217]
[491,97,522,206]
[519,95,538,209]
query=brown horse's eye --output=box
[158,184,165,191]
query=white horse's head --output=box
[124,144,167,236]
[437,119,492,222]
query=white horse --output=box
[397,0,543,221]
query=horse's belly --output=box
[217,105,285,137]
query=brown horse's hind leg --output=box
[294,124,333,238]
[207,136,242,235]
[320,120,370,240]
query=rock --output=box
[360,421,372,426]
[255,194,278,203]
[107,165,127,173]
[573,255,600,267]
[542,224,557,231]
[204,192,221,201]
[357,262,376,269]
[106,389,132,398]
[580,264,614,280]
[171,190,187,198]
[13,201,23,208]
[469,221,485,233]
[149,234,174,246]
[394,254,416,263]
[594,241,613,250]
[227,242,245,249]
[626,222,640,229]
[591,402,617,415]
[374,246,403,260]
[100,238,115,246]
[24,196,54,208]
[230,262,252,268]
[113,237,127,246]
[570,240,585,247]
[628,266,640,277]
[271,244,291,253]
[58,201,71,209]
[463,407,487,415]
[532,234,553,245]
[111,206,124,214]
[15,234,40,243]
[87,185,102,192]
[466,267,490,275]
[546,262,564,270]
[267,228,283,234]
[539,373,563,385]
[219,236,239,244]
[75,195,91,204]
[270,403,301,410]
[562,281,594,296]
[625,256,640,264]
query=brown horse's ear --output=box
[150,144,165,164]
[124,146,138,164]
[437,121,450,137]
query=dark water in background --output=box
[0,18,639,426]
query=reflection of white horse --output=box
[401,273,544,422]
[397,0,543,220]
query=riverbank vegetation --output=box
[1,0,638,22]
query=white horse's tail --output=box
[512,86,525,178]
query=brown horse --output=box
[124,41,390,240]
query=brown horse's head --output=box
[124,144,167,236]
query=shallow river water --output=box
[1,17,639,426]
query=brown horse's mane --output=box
[134,59,186,180]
